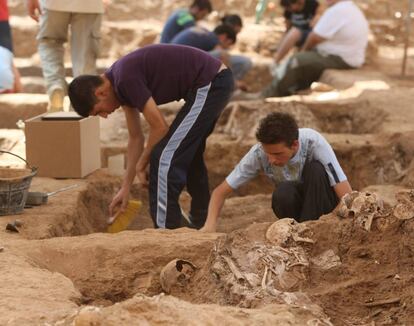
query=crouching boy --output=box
[201,112,352,232]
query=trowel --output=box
[26,184,79,206]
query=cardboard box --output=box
[25,112,101,178]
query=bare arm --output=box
[310,4,325,28]
[334,180,352,200]
[301,32,325,51]
[26,0,42,22]
[200,181,234,232]
[109,106,144,216]
[136,97,169,185]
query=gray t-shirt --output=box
[226,128,347,189]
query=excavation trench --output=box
[3,97,413,324]
[17,199,414,325]
[18,229,220,306]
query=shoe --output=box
[48,88,65,112]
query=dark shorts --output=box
[294,26,312,47]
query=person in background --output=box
[274,0,322,64]
[233,0,368,99]
[170,24,236,52]
[160,0,212,44]
[263,0,368,97]
[0,0,22,93]
[219,14,253,90]
[26,0,104,111]
[201,112,352,232]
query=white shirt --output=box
[226,128,347,189]
[41,0,104,14]
[313,0,369,67]
[0,46,14,92]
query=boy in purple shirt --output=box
[68,44,234,229]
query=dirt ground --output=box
[1,0,414,325]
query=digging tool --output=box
[26,184,79,206]
[107,200,142,233]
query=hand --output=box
[108,187,129,219]
[26,0,42,22]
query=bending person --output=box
[220,14,253,89]
[68,44,234,230]
[160,0,212,44]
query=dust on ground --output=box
[1,0,414,324]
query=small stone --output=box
[0,247,4,252]
[394,274,401,280]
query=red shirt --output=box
[0,0,9,21]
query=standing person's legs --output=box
[299,160,339,222]
[149,69,234,229]
[263,51,351,97]
[185,129,210,229]
[70,13,102,77]
[271,181,303,220]
[37,9,70,110]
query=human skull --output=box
[266,218,314,247]
[160,259,197,294]
[337,191,384,231]
[393,190,414,220]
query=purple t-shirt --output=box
[105,44,221,111]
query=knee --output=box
[305,160,326,176]
[274,182,297,201]
[271,182,300,218]
[272,182,298,208]
[290,26,303,39]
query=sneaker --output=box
[48,88,64,112]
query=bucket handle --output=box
[0,150,34,170]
